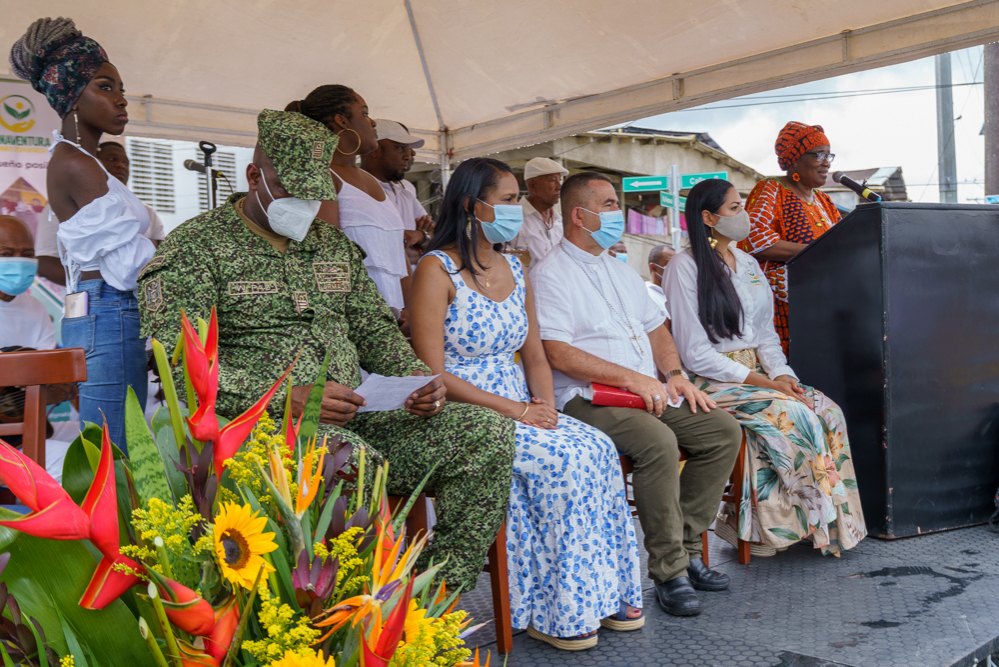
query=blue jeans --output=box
[61,279,147,455]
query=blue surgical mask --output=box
[476,200,524,244]
[0,257,37,296]
[616,253,629,263]
[580,208,625,249]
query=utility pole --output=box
[985,43,999,199]
[935,53,958,204]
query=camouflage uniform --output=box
[138,110,515,592]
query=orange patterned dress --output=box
[740,178,841,355]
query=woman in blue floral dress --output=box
[410,158,643,651]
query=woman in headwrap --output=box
[741,122,840,355]
[10,18,155,452]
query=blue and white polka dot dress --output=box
[428,251,642,637]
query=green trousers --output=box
[318,403,516,593]
[563,396,741,584]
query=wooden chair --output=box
[719,432,751,564]
[389,494,513,655]
[0,348,87,469]
[619,452,710,567]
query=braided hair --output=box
[9,17,79,83]
[285,85,357,130]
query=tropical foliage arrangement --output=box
[0,309,490,667]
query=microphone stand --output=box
[199,141,218,210]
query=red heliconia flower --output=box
[147,569,216,637]
[177,639,220,667]
[0,439,90,540]
[204,595,240,662]
[179,308,295,478]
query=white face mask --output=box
[254,170,321,242]
[711,208,751,242]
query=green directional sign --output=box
[660,191,687,209]
[680,171,728,189]
[623,175,669,192]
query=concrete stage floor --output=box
[457,523,999,667]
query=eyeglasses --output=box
[805,151,835,164]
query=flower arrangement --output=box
[0,309,490,667]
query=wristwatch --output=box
[665,369,685,380]
[420,229,431,243]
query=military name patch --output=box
[311,141,326,159]
[314,262,350,293]
[292,291,310,313]
[144,276,164,313]
[227,281,279,296]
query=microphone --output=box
[183,159,221,177]
[832,171,882,202]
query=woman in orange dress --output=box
[741,122,840,355]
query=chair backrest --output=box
[0,348,87,468]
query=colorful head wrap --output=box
[9,18,109,119]
[775,122,830,171]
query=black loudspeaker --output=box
[787,202,999,538]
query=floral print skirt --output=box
[689,374,868,556]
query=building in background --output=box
[123,137,253,233]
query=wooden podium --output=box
[786,202,999,538]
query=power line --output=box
[677,82,982,112]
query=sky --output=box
[623,46,987,204]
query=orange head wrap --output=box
[775,122,830,171]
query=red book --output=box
[586,383,647,409]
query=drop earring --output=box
[73,110,79,144]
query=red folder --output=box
[588,383,647,409]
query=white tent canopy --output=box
[4,0,998,166]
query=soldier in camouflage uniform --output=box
[139,110,515,593]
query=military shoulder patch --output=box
[138,255,167,280]
[311,141,325,159]
[292,291,310,313]
[144,276,165,313]
[313,262,351,293]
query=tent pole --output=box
[441,151,451,189]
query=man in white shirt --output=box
[34,141,166,285]
[510,157,568,266]
[646,243,677,323]
[531,172,741,617]
[360,120,434,257]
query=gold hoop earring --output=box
[73,110,79,144]
[466,214,474,239]
[335,128,362,155]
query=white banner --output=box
[0,80,60,238]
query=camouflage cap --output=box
[257,109,339,201]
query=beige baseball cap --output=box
[374,119,425,149]
[524,157,569,181]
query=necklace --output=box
[562,246,645,357]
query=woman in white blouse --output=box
[662,179,866,557]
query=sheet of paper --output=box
[354,374,441,413]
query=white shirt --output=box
[531,238,666,410]
[662,248,796,384]
[378,178,427,231]
[511,196,563,265]
[35,203,164,258]
[0,292,56,350]
[645,281,670,319]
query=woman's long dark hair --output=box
[684,179,744,343]
[425,157,512,286]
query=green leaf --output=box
[125,388,174,507]
[150,408,188,503]
[842,478,858,489]
[151,339,189,462]
[0,643,16,667]
[842,502,851,515]
[756,467,779,502]
[736,400,772,415]
[768,527,800,541]
[0,508,155,667]
[240,487,297,608]
[794,505,808,532]
[313,481,343,545]
[793,451,804,471]
[836,453,849,471]
[297,350,331,444]
[57,608,90,667]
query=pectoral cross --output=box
[629,333,645,357]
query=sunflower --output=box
[268,649,335,667]
[213,502,278,589]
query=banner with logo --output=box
[0,80,60,238]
